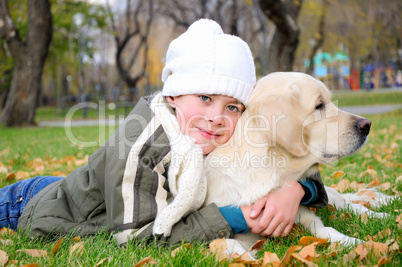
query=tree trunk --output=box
[259,0,303,73]
[306,0,329,75]
[0,0,52,126]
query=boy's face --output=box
[166,94,245,154]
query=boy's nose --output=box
[206,106,225,125]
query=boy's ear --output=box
[165,96,176,108]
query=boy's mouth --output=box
[197,127,220,139]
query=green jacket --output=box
[18,97,232,246]
[18,97,328,246]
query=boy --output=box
[0,19,327,246]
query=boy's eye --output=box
[227,105,240,112]
[199,95,211,102]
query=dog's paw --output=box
[152,219,172,237]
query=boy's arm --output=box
[129,203,234,246]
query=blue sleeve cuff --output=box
[218,205,249,234]
[299,179,318,205]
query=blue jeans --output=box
[0,176,63,230]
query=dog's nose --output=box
[356,119,371,135]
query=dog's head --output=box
[243,72,371,164]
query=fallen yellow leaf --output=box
[17,249,48,258]
[52,238,65,255]
[171,243,192,257]
[357,189,378,200]
[5,172,15,181]
[291,252,317,267]
[69,241,85,256]
[299,242,318,260]
[262,251,280,267]
[298,236,328,246]
[332,170,345,179]
[134,255,156,267]
[337,179,350,193]
[94,257,112,266]
[280,245,302,265]
[359,169,378,179]
[373,153,382,163]
[0,250,8,267]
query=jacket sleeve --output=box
[123,203,233,247]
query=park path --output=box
[37,104,402,127]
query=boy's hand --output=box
[240,182,304,237]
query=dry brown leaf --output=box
[17,249,48,258]
[209,239,229,262]
[357,189,378,200]
[359,169,378,179]
[389,241,400,252]
[0,228,16,236]
[279,245,302,266]
[52,238,65,255]
[377,255,391,266]
[332,170,345,179]
[291,253,317,267]
[71,236,81,242]
[322,242,342,258]
[171,244,192,257]
[337,179,350,193]
[21,264,39,267]
[350,181,366,191]
[234,252,260,265]
[354,243,369,259]
[373,153,382,163]
[299,242,319,260]
[0,249,8,267]
[0,147,9,156]
[0,238,13,246]
[298,236,328,246]
[327,204,336,212]
[134,255,156,267]
[15,170,30,181]
[262,251,280,267]
[380,182,391,191]
[0,166,8,174]
[5,172,15,181]
[250,240,265,250]
[69,241,85,256]
[396,213,402,224]
[94,257,111,266]
[355,241,388,259]
[228,264,246,267]
[343,250,357,265]
[361,212,368,224]
[369,178,381,187]
[374,228,392,240]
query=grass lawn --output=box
[0,109,401,266]
[332,89,402,106]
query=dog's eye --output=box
[315,103,324,110]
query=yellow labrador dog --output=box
[204,72,391,249]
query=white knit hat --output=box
[162,19,256,105]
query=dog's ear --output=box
[247,83,309,157]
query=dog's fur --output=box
[204,72,392,248]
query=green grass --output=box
[0,110,401,266]
[35,103,136,122]
[332,89,402,106]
